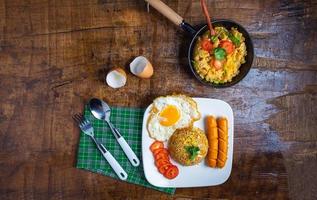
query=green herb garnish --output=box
[228,32,240,46]
[214,47,226,60]
[185,146,200,160]
[221,28,241,46]
[211,35,218,43]
[210,30,222,43]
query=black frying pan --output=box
[146,0,254,88]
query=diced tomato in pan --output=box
[201,39,213,52]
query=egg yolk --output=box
[159,105,180,126]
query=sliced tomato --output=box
[220,40,235,54]
[154,152,169,160]
[153,148,169,156]
[155,158,170,167]
[152,148,163,156]
[152,148,169,156]
[158,163,172,174]
[164,165,179,179]
[201,39,213,52]
[150,141,164,152]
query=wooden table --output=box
[0,0,316,199]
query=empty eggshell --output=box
[106,67,127,89]
[130,56,153,78]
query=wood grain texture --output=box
[0,0,316,199]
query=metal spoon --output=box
[88,98,140,167]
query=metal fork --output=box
[73,114,128,180]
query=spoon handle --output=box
[117,136,140,167]
[107,122,140,167]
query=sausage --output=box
[205,116,218,167]
[216,117,228,168]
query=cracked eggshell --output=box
[130,56,153,78]
[106,67,127,89]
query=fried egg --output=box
[147,95,201,141]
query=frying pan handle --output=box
[146,0,197,36]
[180,22,197,36]
[146,0,183,25]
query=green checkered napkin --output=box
[76,106,176,194]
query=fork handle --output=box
[91,137,128,180]
[101,145,128,181]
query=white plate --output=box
[142,98,234,188]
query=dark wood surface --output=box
[0,0,316,199]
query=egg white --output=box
[147,96,200,141]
